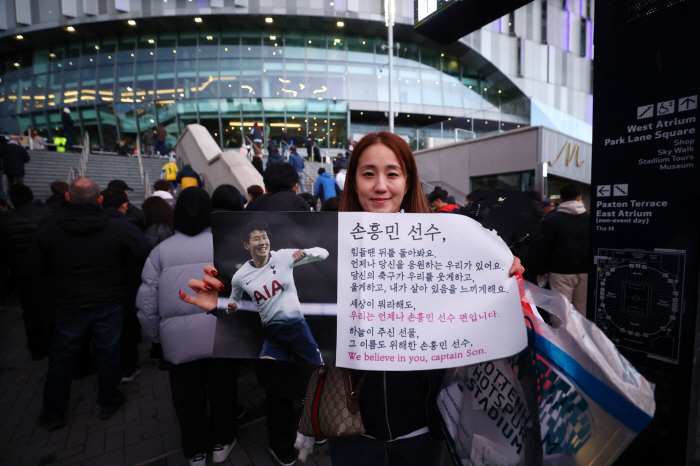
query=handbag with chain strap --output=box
[298,366,366,438]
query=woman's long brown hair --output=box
[338,132,432,214]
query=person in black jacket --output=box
[539,184,590,314]
[0,136,31,187]
[34,178,147,430]
[101,187,150,383]
[62,108,75,152]
[45,181,69,211]
[245,162,311,212]
[107,180,146,231]
[0,185,55,360]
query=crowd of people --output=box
[0,130,589,466]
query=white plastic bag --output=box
[438,276,655,466]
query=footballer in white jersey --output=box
[226,221,328,364]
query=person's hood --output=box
[557,200,586,215]
[151,190,174,200]
[320,172,332,179]
[58,203,108,236]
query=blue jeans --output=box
[261,318,323,364]
[155,140,166,155]
[41,304,124,422]
[328,433,445,466]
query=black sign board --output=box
[589,1,700,463]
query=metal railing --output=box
[67,133,90,183]
[135,137,153,199]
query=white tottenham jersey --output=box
[228,248,329,326]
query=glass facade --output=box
[0,30,528,151]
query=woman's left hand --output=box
[509,256,525,277]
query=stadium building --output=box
[0,0,593,156]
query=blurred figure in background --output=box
[142,196,175,250]
[246,185,264,203]
[212,184,245,212]
[0,185,55,360]
[152,179,176,210]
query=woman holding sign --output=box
[180,132,523,466]
[331,132,523,466]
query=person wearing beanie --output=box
[137,187,240,465]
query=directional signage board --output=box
[590,2,700,464]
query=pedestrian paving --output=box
[0,298,332,466]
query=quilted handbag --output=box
[298,366,366,438]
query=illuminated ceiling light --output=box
[498,90,502,93]
[128,20,136,26]
[66,26,75,32]
[484,87,488,91]
[337,21,345,27]
[173,50,177,53]
[95,45,100,49]
[194,17,202,23]
[441,53,444,57]
[448,117,451,120]
[428,116,431,119]
[14,63,20,67]
[308,40,312,44]
[517,125,520,128]
[407,114,410,117]
[50,53,56,57]
[206,36,213,40]
[485,121,488,124]
[265,17,273,23]
[362,41,366,45]
[360,112,363,115]
[15,35,23,40]
[330,1,334,5]
[270,35,276,40]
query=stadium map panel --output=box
[594,248,686,364]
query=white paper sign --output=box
[336,213,527,370]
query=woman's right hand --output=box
[179,265,226,311]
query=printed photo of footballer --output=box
[210,211,338,365]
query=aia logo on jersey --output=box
[253,280,284,304]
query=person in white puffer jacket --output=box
[136,187,239,466]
